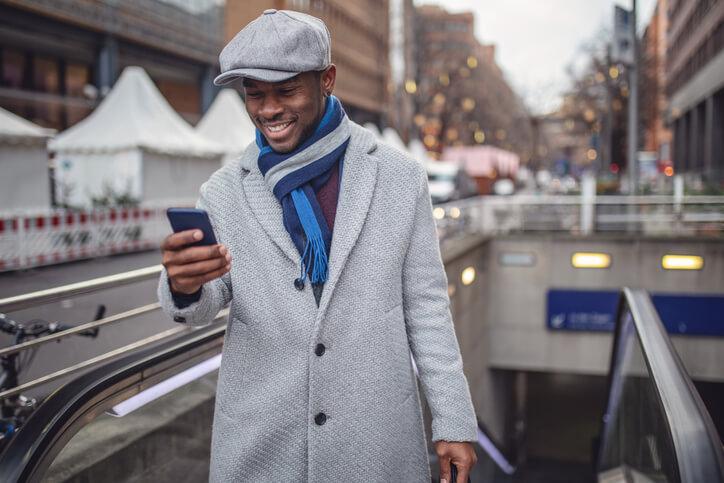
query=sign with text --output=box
[547,289,724,336]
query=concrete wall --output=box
[456,234,724,381]
[442,236,516,447]
[440,233,724,458]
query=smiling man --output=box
[158,8,478,483]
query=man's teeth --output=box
[267,121,292,133]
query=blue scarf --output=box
[256,95,350,286]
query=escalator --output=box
[0,289,721,482]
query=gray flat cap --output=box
[214,9,332,85]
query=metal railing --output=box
[435,195,724,240]
[0,265,228,400]
[597,288,724,482]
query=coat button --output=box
[314,412,327,426]
[315,343,325,356]
[294,278,305,290]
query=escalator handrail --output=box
[0,321,226,483]
[599,288,724,482]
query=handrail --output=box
[0,307,229,399]
[0,303,161,358]
[598,288,724,482]
[0,319,227,483]
[0,265,163,313]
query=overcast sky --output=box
[414,0,657,114]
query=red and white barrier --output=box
[0,200,194,272]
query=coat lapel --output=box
[239,145,299,264]
[316,124,378,319]
[238,123,379,316]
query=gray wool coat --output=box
[157,121,478,482]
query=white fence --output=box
[0,200,194,272]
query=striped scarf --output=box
[256,95,350,286]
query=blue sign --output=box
[547,289,724,336]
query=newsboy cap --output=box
[214,9,332,85]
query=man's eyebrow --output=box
[276,79,302,88]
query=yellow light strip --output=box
[662,255,703,270]
[571,252,611,269]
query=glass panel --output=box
[33,57,60,94]
[41,370,218,482]
[599,310,679,482]
[65,63,91,98]
[1,48,25,88]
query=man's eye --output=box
[246,92,262,99]
[279,88,296,96]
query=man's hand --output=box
[435,440,477,483]
[161,229,231,295]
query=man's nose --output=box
[258,95,284,120]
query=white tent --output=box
[0,107,54,210]
[363,122,383,140]
[49,66,223,207]
[382,127,410,155]
[407,138,432,164]
[196,89,256,165]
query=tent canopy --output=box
[49,66,222,157]
[196,89,256,155]
[363,122,382,139]
[0,106,54,143]
[382,127,409,154]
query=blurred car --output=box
[492,178,515,195]
[426,161,479,204]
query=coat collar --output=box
[240,122,379,314]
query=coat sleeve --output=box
[402,166,478,443]
[157,181,233,327]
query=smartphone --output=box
[450,463,471,483]
[166,208,218,246]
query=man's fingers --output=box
[438,455,451,483]
[168,255,229,278]
[161,229,203,250]
[175,263,230,288]
[455,463,471,483]
[164,244,227,266]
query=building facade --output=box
[667,0,724,185]
[387,0,417,142]
[225,0,389,126]
[640,0,672,166]
[0,0,223,130]
[413,5,532,161]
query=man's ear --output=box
[321,64,336,96]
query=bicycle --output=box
[0,306,104,449]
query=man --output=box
[158,9,477,483]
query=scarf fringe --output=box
[291,188,328,284]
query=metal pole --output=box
[606,45,613,173]
[627,0,638,194]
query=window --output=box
[66,63,91,97]
[33,56,60,94]
[1,48,25,88]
